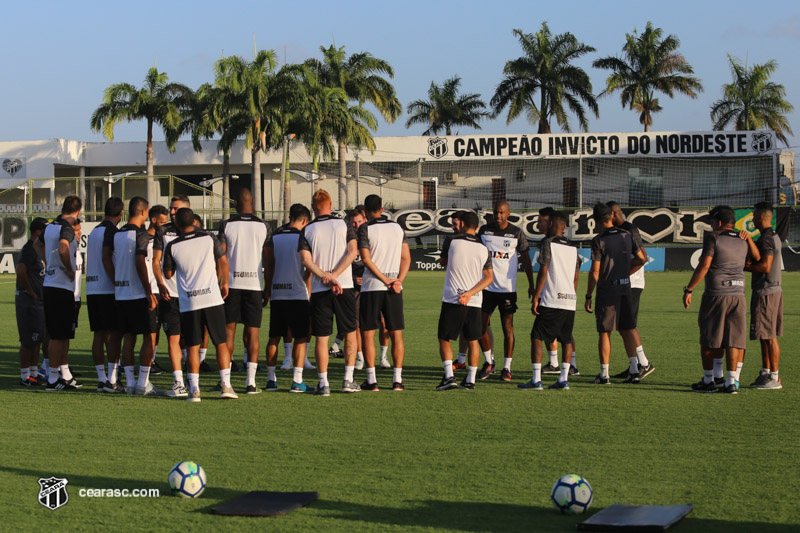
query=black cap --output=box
[30,217,48,232]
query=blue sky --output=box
[2,0,799,148]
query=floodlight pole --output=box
[355,151,360,205]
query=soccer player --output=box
[40,195,83,391]
[745,202,783,389]
[683,205,758,394]
[436,210,493,391]
[477,199,534,381]
[217,189,271,394]
[607,201,654,379]
[584,203,647,384]
[521,211,580,390]
[535,207,569,375]
[265,203,314,392]
[163,207,236,401]
[107,197,162,395]
[358,194,411,391]
[298,189,360,396]
[87,197,124,393]
[16,217,48,387]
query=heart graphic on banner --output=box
[2,158,23,176]
[628,208,677,242]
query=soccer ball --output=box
[168,461,207,498]
[550,474,593,514]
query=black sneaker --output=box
[103,381,125,394]
[96,381,107,392]
[64,377,83,388]
[199,360,213,373]
[392,382,405,391]
[20,377,36,387]
[361,381,380,392]
[46,378,78,392]
[500,368,512,382]
[568,365,580,376]
[328,345,344,358]
[459,378,475,390]
[713,377,725,387]
[721,383,738,394]
[230,360,241,373]
[691,379,717,393]
[624,373,641,384]
[150,360,165,375]
[436,376,458,391]
[612,368,630,379]
[541,363,560,374]
[245,385,262,395]
[478,362,496,380]
[592,374,611,385]
[638,363,655,379]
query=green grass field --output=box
[0,271,798,532]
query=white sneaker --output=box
[165,381,188,398]
[220,384,239,399]
[355,355,365,371]
[187,388,201,402]
[303,358,316,370]
[380,355,392,369]
[135,382,164,396]
[280,359,292,371]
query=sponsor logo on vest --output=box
[722,280,745,287]
[86,275,99,282]
[557,293,577,300]
[273,283,293,290]
[233,271,258,278]
[115,280,130,287]
[491,251,511,259]
[187,288,212,297]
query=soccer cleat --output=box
[754,378,783,390]
[624,373,641,384]
[328,345,344,358]
[478,362,496,380]
[65,377,83,389]
[245,385,262,395]
[303,358,316,370]
[315,383,331,397]
[592,374,611,385]
[518,380,543,390]
[459,378,475,390]
[103,381,125,394]
[569,365,580,376]
[713,377,725,387]
[436,376,458,391]
[45,378,78,392]
[612,368,630,379]
[96,381,107,392]
[150,360,165,375]
[187,389,201,402]
[355,355,365,371]
[638,363,655,379]
[342,380,361,393]
[199,360,213,373]
[289,381,311,393]
[541,363,560,374]
[549,380,570,390]
[20,377,36,387]
[135,382,164,396]
[220,385,238,399]
[452,361,467,371]
[379,355,392,369]
[263,380,278,392]
[165,381,188,398]
[361,381,380,392]
[35,374,49,386]
[392,382,405,391]
[500,368,512,382]
[691,379,717,393]
[750,373,770,388]
[280,359,293,371]
[720,383,738,394]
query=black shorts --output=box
[181,305,227,347]
[116,298,158,335]
[43,286,79,340]
[595,288,637,333]
[359,290,405,331]
[158,297,181,336]
[438,302,482,341]
[481,291,518,315]
[532,307,575,345]
[87,294,117,332]
[630,288,643,322]
[269,300,311,339]
[16,296,45,347]
[224,289,263,328]
[310,289,357,337]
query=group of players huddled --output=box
[14,189,783,399]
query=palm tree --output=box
[491,23,598,134]
[90,67,192,202]
[593,21,703,132]
[305,45,401,209]
[405,76,490,135]
[711,55,794,146]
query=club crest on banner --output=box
[428,137,448,159]
[751,132,773,153]
[38,477,69,510]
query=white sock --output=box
[483,350,494,365]
[629,356,639,374]
[283,343,292,362]
[467,365,478,384]
[571,351,577,367]
[703,369,714,384]
[42,358,50,373]
[393,367,402,383]
[636,345,649,366]
[21,367,30,380]
[734,361,743,381]
[366,367,377,384]
[108,362,118,384]
[173,370,184,387]
[219,368,231,388]
[318,372,329,387]
[532,363,542,383]
[246,362,258,386]
[770,370,780,381]
[503,357,512,371]
[712,358,724,379]
[199,348,207,363]
[333,338,342,350]
[726,370,736,387]
[356,351,364,362]
[95,365,108,383]
[137,366,151,388]
[761,367,771,375]
[600,364,609,379]
[29,366,38,379]
[293,367,303,383]
[181,349,187,362]
[267,366,276,382]
[124,366,135,386]
[380,345,389,359]
[548,350,558,367]
[560,362,570,382]
[443,360,454,379]
[60,364,73,381]
[48,367,60,384]
[188,372,200,393]
[344,365,355,382]
[456,352,467,364]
